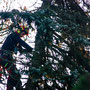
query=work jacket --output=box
[1,32,32,57]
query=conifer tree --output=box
[0,0,90,90]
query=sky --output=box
[0,0,42,11]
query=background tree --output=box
[25,0,90,89]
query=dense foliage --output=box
[72,73,90,90]
[0,0,90,90]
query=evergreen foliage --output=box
[0,0,90,90]
[72,73,90,90]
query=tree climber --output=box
[0,23,33,90]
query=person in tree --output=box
[0,23,33,90]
